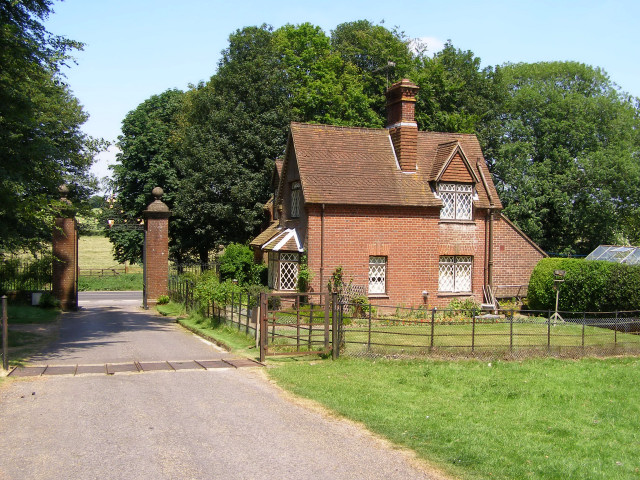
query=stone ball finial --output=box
[59,184,69,198]
[152,186,164,200]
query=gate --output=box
[259,292,341,362]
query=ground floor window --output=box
[439,255,472,292]
[268,252,299,291]
[368,256,387,294]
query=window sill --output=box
[437,292,474,297]
[368,294,389,299]
[439,219,476,225]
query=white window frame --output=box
[438,183,473,220]
[268,252,299,291]
[439,256,473,293]
[290,181,301,218]
[368,256,387,294]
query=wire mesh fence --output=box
[260,293,332,358]
[338,302,640,359]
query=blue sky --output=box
[45,0,640,184]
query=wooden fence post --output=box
[296,296,300,352]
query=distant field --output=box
[78,236,141,272]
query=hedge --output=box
[527,258,640,311]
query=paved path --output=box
[0,293,435,480]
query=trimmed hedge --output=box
[527,258,640,311]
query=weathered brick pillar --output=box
[143,187,170,307]
[52,185,78,311]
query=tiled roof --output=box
[250,222,303,252]
[289,122,502,209]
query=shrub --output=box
[156,295,170,305]
[218,243,266,286]
[38,292,60,309]
[350,295,376,318]
[527,257,640,311]
[445,297,481,316]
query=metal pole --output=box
[259,293,267,363]
[582,312,586,349]
[509,309,514,352]
[2,295,8,370]
[471,313,476,352]
[547,310,551,351]
[367,303,372,353]
[332,292,338,360]
[615,311,618,345]
[430,308,435,351]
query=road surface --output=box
[0,292,437,480]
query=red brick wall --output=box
[145,217,169,305]
[492,214,546,292]
[305,204,489,308]
[52,217,77,310]
[303,207,545,308]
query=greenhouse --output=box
[585,245,640,265]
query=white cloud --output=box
[409,36,446,56]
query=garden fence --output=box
[168,276,259,343]
[0,258,52,294]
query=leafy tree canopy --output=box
[0,0,102,253]
[107,88,184,264]
[484,61,640,254]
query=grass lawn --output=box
[267,356,640,480]
[156,302,257,356]
[78,273,143,291]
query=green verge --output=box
[1,305,61,384]
[78,273,143,291]
[267,356,640,480]
[156,302,257,357]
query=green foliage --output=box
[0,255,52,293]
[0,1,102,252]
[107,88,185,264]
[77,273,143,291]
[296,254,313,293]
[350,294,376,318]
[484,62,640,254]
[327,266,349,294]
[218,243,265,286]
[38,292,59,309]
[527,258,640,311]
[156,295,170,305]
[445,297,481,315]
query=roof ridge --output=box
[291,122,387,134]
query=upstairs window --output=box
[368,256,387,294]
[290,181,301,218]
[439,183,473,220]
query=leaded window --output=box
[291,181,301,218]
[369,256,387,294]
[439,183,473,220]
[439,256,472,292]
[268,252,299,291]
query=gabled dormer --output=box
[432,141,480,220]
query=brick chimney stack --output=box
[385,79,419,172]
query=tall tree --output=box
[174,25,290,263]
[330,20,414,121]
[107,89,184,264]
[484,61,640,254]
[0,0,99,253]
[413,41,500,133]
